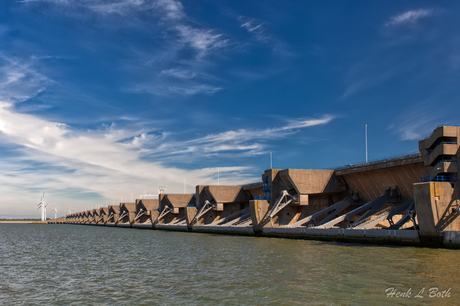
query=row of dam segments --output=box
[61,125,460,248]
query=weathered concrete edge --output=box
[65,223,460,249]
[440,231,460,249]
[260,228,422,247]
[192,225,254,236]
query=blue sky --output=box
[1,0,460,217]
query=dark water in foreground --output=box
[0,224,459,305]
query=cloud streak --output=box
[0,55,50,103]
[239,17,271,42]
[149,115,334,160]
[20,0,230,96]
[385,9,433,27]
[0,101,256,215]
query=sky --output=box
[1,0,460,218]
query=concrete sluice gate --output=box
[186,186,254,234]
[131,199,159,228]
[62,125,460,249]
[152,194,193,230]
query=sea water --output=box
[1,224,458,305]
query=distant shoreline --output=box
[0,221,38,223]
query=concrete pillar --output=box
[250,199,270,234]
[186,206,198,230]
[128,212,135,226]
[150,210,159,226]
[414,182,460,247]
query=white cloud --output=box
[168,84,222,95]
[175,25,229,57]
[191,115,333,145]
[21,0,156,16]
[20,0,229,98]
[0,55,51,103]
[118,115,334,164]
[161,68,195,79]
[0,102,255,216]
[87,0,183,19]
[154,0,184,20]
[385,9,433,27]
[240,18,270,42]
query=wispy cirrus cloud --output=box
[0,55,50,103]
[341,52,404,98]
[342,8,438,98]
[175,25,230,58]
[161,68,195,79]
[239,17,271,42]
[391,111,437,141]
[192,115,333,145]
[385,9,433,27]
[20,0,229,96]
[168,84,222,95]
[154,0,185,20]
[0,100,254,215]
[22,0,184,21]
[149,115,334,160]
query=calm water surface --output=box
[1,224,459,305]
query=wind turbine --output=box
[37,193,47,221]
[52,206,58,220]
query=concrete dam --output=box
[57,125,460,249]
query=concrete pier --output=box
[186,185,254,234]
[97,207,108,225]
[132,199,159,228]
[91,209,99,224]
[117,203,136,227]
[152,194,194,231]
[106,205,120,226]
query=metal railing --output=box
[436,124,460,128]
[331,153,421,171]
[421,175,458,182]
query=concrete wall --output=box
[253,169,349,228]
[120,203,136,213]
[278,169,346,195]
[339,163,427,202]
[419,126,459,151]
[419,125,460,177]
[196,185,250,207]
[414,182,460,236]
[243,183,266,199]
[160,194,195,209]
[136,199,159,212]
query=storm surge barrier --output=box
[61,125,460,249]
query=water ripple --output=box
[1,224,459,305]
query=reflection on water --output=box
[1,224,458,305]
